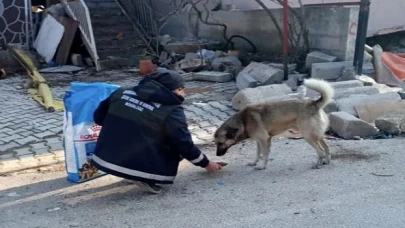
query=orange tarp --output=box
[381,52,405,80]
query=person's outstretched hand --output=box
[205,161,223,173]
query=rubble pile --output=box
[169,42,405,140]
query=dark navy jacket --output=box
[91,77,209,184]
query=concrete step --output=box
[92,24,134,37]
[96,38,143,50]
[89,7,123,17]
[98,56,142,70]
[91,15,130,27]
[86,1,117,9]
[97,47,143,59]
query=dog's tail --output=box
[303,78,334,109]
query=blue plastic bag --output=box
[63,82,119,183]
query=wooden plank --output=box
[55,16,79,65]
[355,100,405,123]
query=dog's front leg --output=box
[247,141,262,166]
[255,137,272,170]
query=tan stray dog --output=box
[214,78,335,170]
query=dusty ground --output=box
[1,137,404,228]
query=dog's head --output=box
[214,115,247,156]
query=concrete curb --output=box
[0,150,65,174]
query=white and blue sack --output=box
[63,82,119,183]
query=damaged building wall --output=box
[306,6,359,61]
[228,0,405,37]
[0,0,29,46]
[159,5,357,58]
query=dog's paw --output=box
[322,158,331,165]
[254,165,266,170]
[247,161,258,166]
[312,163,321,169]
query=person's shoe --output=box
[136,182,162,194]
[124,179,162,194]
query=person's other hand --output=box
[205,161,222,173]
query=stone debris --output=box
[375,110,405,135]
[305,51,338,69]
[311,61,352,81]
[329,111,379,139]
[232,84,292,110]
[236,62,284,90]
[336,92,401,117]
[193,71,233,82]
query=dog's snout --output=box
[216,147,228,156]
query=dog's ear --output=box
[226,126,245,139]
[226,128,239,139]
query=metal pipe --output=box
[283,0,289,80]
[24,0,29,50]
[353,0,371,75]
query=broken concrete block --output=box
[329,111,379,139]
[232,84,292,110]
[211,56,242,73]
[193,71,233,82]
[283,74,307,91]
[371,83,403,94]
[333,86,380,100]
[336,92,402,116]
[236,72,258,90]
[184,52,200,61]
[340,66,356,81]
[236,62,284,90]
[305,51,337,69]
[324,100,338,114]
[176,58,206,71]
[362,62,375,76]
[355,75,376,86]
[375,110,405,135]
[311,61,352,81]
[299,80,364,98]
[71,53,84,67]
[267,63,297,73]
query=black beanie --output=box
[148,70,185,91]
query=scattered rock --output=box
[232,84,293,110]
[299,80,364,99]
[193,71,233,82]
[284,74,307,91]
[333,86,380,100]
[311,61,352,81]
[211,56,242,75]
[336,92,401,117]
[305,51,337,69]
[236,72,259,90]
[184,52,200,61]
[324,100,338,114]
[236,62,284,90]
[375,110,405,135]
[340,66,356,81]
[371,83,402,93]
[175,58,206,71]
[267,62,297,73]
[355,75,376,86]
[329,111,379,139]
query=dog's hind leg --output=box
[247,141,262,166]
[255,137,272,170]
[303,137,327,169]
[320,138,331,165]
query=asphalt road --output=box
[1,138,404,228]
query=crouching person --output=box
[91,70,222,194]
